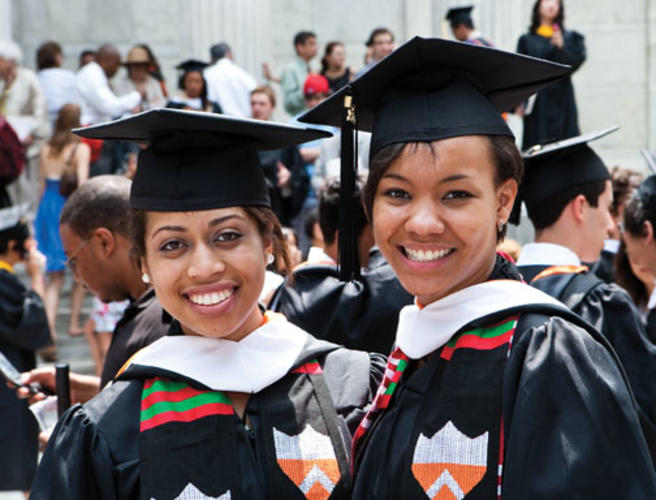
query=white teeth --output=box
[189,289,234,306]
[405,247,453,262]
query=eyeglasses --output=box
[66,238,90,273]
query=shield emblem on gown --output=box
[273,425,340,499]
[412,421,488,500]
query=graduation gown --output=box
[352,257,656,499]
[0,267,51,491]
[518,262,656,456]
[270,258,413,354]
[517,29,586,149]
[30,313,385,500]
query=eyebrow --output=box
[151,214,244,239]
[382,173,471,183]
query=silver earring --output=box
[266,253,274,265]
[141,273,150,284]
[497,220,505,233]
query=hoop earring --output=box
[141,273,150,284]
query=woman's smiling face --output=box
[143,207,271,341]
[372,136,517,306]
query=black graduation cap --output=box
[298,36,571,280]
[512,125,618,224]
[446,5,474,26]
[176,59,209,73]
[74,108,331,212]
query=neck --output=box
[540,17,555,26]
[323,241,338,263]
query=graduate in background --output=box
[516,0,586,149]
[30,109,384,499]
[445,5,493,47]
[514,128,656,458]
[0,204,51,495]
[300,36,656,498]
[166,60,222,114]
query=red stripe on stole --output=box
[141,385,210,410]
[291,362,323,374]
[140,402,234,431]
[441,327,515,361]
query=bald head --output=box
[96,43,121,77]
[60,175,131,238]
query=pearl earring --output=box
[141,273,150,284]
[266,253,274,265]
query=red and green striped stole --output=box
[440,314,519,361]
[291,358,323,374]
[140,377,234,432]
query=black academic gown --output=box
[30,322,385,500]
[270,258,413,354]
[517,30,586,149]
[353,259,656,499]
[0,269,51,491]
[519,263,656,458]
[589,248,616,283]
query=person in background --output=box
[516,0,585,149]
[515,129,656,451]
[136,43,168,99]
[446,5,494,47]
[591,165,643,283]
[356,27,394,76]
[36,41,79,128]
[270,177,413,354]
[282,226,302,268]
[623,176,656,344]
[114,45,166,111]
[320,41,354,94]
[204,42,257,118]
[0,204,51,496]
[615,238,654,319]
[251,85,307,227]
[167,59,222,113]
[281,31,317,116]
[303,207,323,262]
[0,40,49,216]
[34,103,89,350]
[78,49,95,69]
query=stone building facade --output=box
[1,0,654,171]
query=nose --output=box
[186,243,226,279]
[404,198,445,236]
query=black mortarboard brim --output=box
[512,125,618,225]
[175,59,209,73]
[74,108,331,212]
[640,148,656,175]
[298,36,571,281]
[446,6,474,26]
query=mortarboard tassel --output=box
[338,87,361,281]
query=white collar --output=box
[516,242,581,267]
[603,239,620,254]
[126,313,308,393]
[306,246,336,265]
[648,284,656,311]
[396,280,565,359]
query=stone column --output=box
[0,0,11,40]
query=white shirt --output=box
[516,242,581,267]
[113,73,166,110]
[76,62,141,124]
[306,246,336,266]
[37,68,79,126]
[204,58,256,118]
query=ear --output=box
[93,228,116,257]
[140,257,150,277]
[570,194,587,224]
[496,178,518,223]
[644,220,655,245]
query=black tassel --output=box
[338,86,360,281]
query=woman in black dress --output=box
[320,42,354,94]
[517,0,586,149]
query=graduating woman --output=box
[29,109,384,500]
[516,0,586,149]
[299,37,656,498]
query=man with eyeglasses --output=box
[18,176,168,409]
